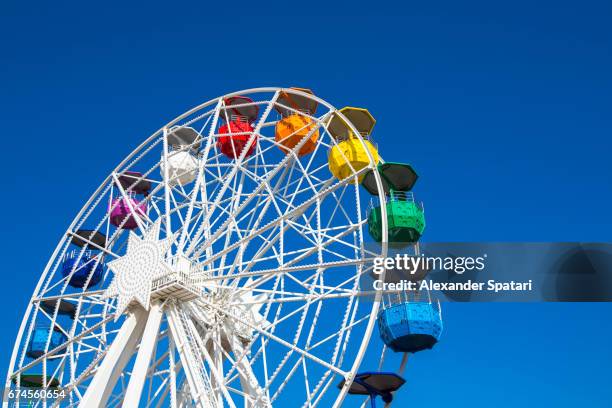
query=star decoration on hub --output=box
[105,220,173,318]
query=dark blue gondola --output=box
[61,250,103,288]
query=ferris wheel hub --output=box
[150,256,200,303]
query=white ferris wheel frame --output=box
[4,87,391,408]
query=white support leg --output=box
[166,304,215,408]
[169,336,178,408]
[80,306,149,408]
[122,302,164,407]
[229,335,270,408]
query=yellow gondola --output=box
[328,107,380,182]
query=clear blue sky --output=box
[1,0,611,406]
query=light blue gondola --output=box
[26,326,68,359]
[377,292,442,353]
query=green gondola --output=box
[367,190,425,245]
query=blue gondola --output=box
[26,326,68,359]
[61,250,103,288]
[378,297,443,353]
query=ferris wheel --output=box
[4,87,440,408]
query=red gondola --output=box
[217,96,259,159]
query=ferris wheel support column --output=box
[229,334,270,408]
[166,304,215,408]
[122,302,164,407]
[80,306,149,408]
